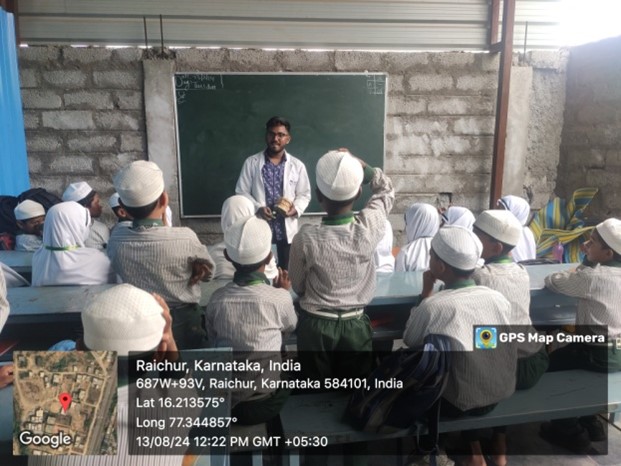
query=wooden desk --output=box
[0,251,33,274]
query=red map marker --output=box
[59,393,72,413]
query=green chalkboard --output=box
[174,73,386,217]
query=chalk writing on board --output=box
[175,74,224,91]
[176,90,187,105]
[366,75,385,95]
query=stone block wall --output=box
[19,46,568,244]
[557,35,621,219]
[19,46,146,225]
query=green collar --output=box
[485,254,513,264]
[233,271,270,286]
[45,245,79,251]
[132,218,164,229]
[445,278,476,290]
[322,212,355,226]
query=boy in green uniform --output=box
[107,161,215,349]
[289,149,394,380]
[541,218,621,452]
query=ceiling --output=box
[14,0,563,51]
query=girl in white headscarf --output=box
[374,219,395,273]
[498,195,537,262]
[441,206,476,230]
[396,203,441,271]
[32,202,116,286]
[209,195,278,280]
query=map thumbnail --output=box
[13,351,117,456]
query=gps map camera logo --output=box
[475,327,497,349]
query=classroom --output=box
[1,1,621,466]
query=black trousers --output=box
[274,239,291,270]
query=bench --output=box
[279,370,621,465]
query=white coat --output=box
[235,151,311,243]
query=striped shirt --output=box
[545,263,621,337]
[85,219,110,250]
[473,261,543,356]
[289,167,395,313]
[205,282,297,404]
[472,262,531,325]
[404,286,518,411]
[15,233,42,252]
[107,225,214,306]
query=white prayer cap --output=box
[431,225,483,271]
[108,193,121,209]
[82,284,165,356]
[62,181,93,202]
[596,218,621,256]
[474,210,522,247]
[225,216,272,265]
[316,149,363,201]
[221,195,255,232]
[14,200,45,220]
[113,161,165,208]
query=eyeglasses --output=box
[267,131,289,140]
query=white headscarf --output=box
[210,195,278,280]
[396,203,440,272]
[0,268,8,332]
[498,195,537,262]
[374,219,395,273]
[32,202,115,286]
[442,206,475,231]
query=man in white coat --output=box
[235,116,311,269]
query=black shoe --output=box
[539,421,592,454]
[580,416,607,442]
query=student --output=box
[472,210,533,324]
[541,218,621,452]
[32,202,115,286]
[108,192,133,231]
[497,195,536,262]
[472,210,548,466]
[441,206,476,230]
[289,149,395,380]
[62,181,110,250]
[403,226,518,466]
[205,216,297,425]
[208,195,278,281]
[235,116,312,270]
[107,160,215,349]
[374,218,395,273]
[396,203,440,272]
[13,199,45,251]
[28,284,189,466]
[472,210,548,381]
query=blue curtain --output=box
[0,8,30,196]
